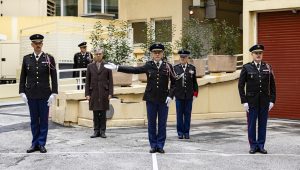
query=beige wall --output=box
[0,16,102,41]
[50,72,245,127]
[78,0,85,16]
[0,0,48,16]
[119,0,184,46]
[243,0,300,63]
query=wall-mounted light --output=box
[189,6,194,15]
[189,9,194,15]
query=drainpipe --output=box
[205,0,216,19]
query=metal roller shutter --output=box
[257,11,300,119]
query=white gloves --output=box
[269,102,274,111]
[20,93,28,104]
[47,94,57,106]
[165,97,172,107]
[104,62,118,71]
[243,103,249,113]
[193,96,197,101]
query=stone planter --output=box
[208,55,237,73]
[173,59,206,78]
[190,59,206,78]
[113,71,132,86]
[137,62,147,83]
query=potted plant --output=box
[90,20,134,86]
[208,19,241,73]
[175,19,209,77]
[137,21,175,82]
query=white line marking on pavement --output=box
[152,153,158,170]
[269,119,300,124]
[0,151,299,157]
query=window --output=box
[63,0,78,16]
[87,0,102,13]
[132,22,147,44]
[55,0,61,16]
[104,0,118,18]
[86,0,118,18]
[154,20,172,42]
[55,0,78,16]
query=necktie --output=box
[97,63,100,70]
[156,62,159,68]
[182,65,185,69]
[257,63,260,69]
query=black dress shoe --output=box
[26,146,39,153]
[178,135,183,139]
[249,148,257,154]
[90,132,100,138]
[149,148,157,153]
[259,148,268,154]
[100,133,107,138]
[184,135,190,139]
[157,148,165,154]
[39,146,47,153]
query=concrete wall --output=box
[0,16,102,41]
[243,0,300,63]
[0,84,21,102]
[51,72,245,128]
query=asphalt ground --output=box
[0,105,299,170]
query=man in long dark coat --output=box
[85,47,113,138]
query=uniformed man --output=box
[238,44,276,154]
[73,42,93,90]
[104,43,176,154]
[171,50,198,139]
[19,34,58,153]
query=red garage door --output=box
[257,11,300,119]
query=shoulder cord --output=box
[45,53,56,78]
[165,63,184,82]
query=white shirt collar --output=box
[181,63,187,67]
[254,61,261,66]
[34,52,43,58]
[154,60,162,65]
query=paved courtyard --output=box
[0,105,299,170]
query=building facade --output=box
[0,0,118,18]
[119,0,242,57]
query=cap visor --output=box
[252,49,263,52]
[179,54,189,57]
[151,49,163,52]
[32,39,43,42]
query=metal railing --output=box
[57,54,244,89]
[57,68,87,89]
